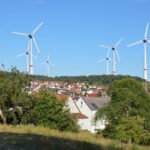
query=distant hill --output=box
[31,74,145,85]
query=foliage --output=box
[95,78,150,144]
[0,69,78,132]
[31,88,78,132]
[0,68,31,124]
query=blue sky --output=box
[0,0,150,79]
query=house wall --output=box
[66,97,79,113]
[66,97,106,134]
[76,97,92,118]
[76,97,106,133]
[78,118,90,130]
[76,97,93,132]
[91,111,106,133]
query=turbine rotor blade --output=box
[115,49,121,62]
[32,22,43,34]
[99,45,111,49]
[147,40,150,44]
[16,53,26,58]
[41,61,46,65]
[109,58,112,62]
[97,58,105,63]
[27,40,30,52]
[114,37,123,48]
[107,49,110,57]
[50,61,55,67]
[48,55,50,61]
[33,37,40,53]
[12,32,29,37]
[127,40,143,47]
[33,55,38,60]
[145,22,149,39]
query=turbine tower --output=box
[127,23,150,82]
[16,41,30,74]
[12,22,43,75]
[100,38,123,76]
[98,50,112,75]
[41,55,55,77]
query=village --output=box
[30,80,110,133]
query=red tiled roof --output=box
[87,93,98,97]
[55,94,69,101]
[73,113,88,119]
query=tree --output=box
[0,68,31,124]
[95,78,150,144]
[31,88,78,132]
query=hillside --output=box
[0,125,149,150]
[31,74,145,85]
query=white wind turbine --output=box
[98,50,112,75]
[1,60,7,72]
[16,41,30,74]
[41,55,55,77]
[127,22,150,82]
[100,38,123,76]
[16,41,38,74]
[12,22,43,75]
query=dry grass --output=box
[0,125,149,150]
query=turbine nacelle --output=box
[112,47,115,51]
[28,34,33,39]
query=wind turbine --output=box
[100,38,123,76]
[1,60,7,72]
[16,41,30,74]
[127,22,150,82]
[16,41,38,74]
[12,22,43,75]
[98,50,112,75]
[41,55,54,77]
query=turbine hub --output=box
[106,57,109,60]
[112,47,115,51]
[143,39,147,43]
[26,52,29,55]
[28,34,33,39]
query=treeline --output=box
[31,74,144,85]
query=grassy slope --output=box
[0,125,149,150]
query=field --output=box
[0,125,149,150]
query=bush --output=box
[31,88,79,132]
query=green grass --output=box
[0,125,149,150]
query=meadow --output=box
[0,125,149,150]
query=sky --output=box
[0,0,150,79]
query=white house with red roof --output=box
[66,96,110,133]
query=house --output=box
[66,96,110,133]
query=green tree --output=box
[0,68,31,124]
[31,88,78,132]
[95,78,150,144]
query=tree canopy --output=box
[0,69,78,132]
[31,88,78,132]
[95,78,150,144]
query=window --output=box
[92,103,99,109]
